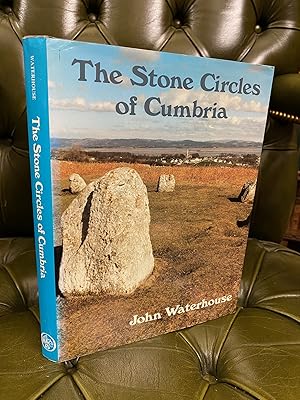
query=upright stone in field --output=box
[69,173,87,194]
[59,167,154,296]
[238,179,257,203]
[157,174,176,192]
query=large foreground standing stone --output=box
[157,174,176,192]
[59,167,154,296]
[69,173,86,194]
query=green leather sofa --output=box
[1,1,300,399]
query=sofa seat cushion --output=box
[0,238,299,400]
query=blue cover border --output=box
[23,37,58,362]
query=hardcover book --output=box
[23,36,274,362]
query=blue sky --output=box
[47,39,274,143]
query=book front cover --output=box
[44,39,273,360]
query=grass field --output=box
[51,160,256,360]
[52,160,258,187]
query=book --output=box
[23,36,274,362]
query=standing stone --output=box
[157,174,176,192]
[59,167,154,296]
[239,179,257,203]
[69,173,87,194]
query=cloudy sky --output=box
[47,39,274,143]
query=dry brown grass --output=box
[52,160,257,187]
[52,160,256,361]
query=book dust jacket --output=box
[23,37,274,362]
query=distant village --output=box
[154,150,259,168]
[52,147,260,168]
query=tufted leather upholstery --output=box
[0,1,300,399]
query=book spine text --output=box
[23,37,58,362]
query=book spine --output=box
[23,37,58,362]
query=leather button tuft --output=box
[88,13,97,23]
[64,358,78,372]
[4,6,12,14]
[255,24,262,34]
[173,19,182,28]
[202,374,218,384]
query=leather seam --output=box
[0,238,15,262]
[250,0,259,21]
[0,149,7,228]
[81,0,89,10]
[272,247,300,256]
[185,0,198,16]
[177,331,204,372]
[70,21,90,41]
[176,332,216,397]
[244,248,266,307]
[31,374,66,400]
[71,369,192,397]
[255,293,300,302]
[220,379,266,400]
[267,25,300,31]
[7,11,23,44]
[226,382,261,399]
[178,308,241,367]
[195,381,210,398]
[159,27,177,51]
[238,33,257,61]
[214,307,242,368]
[66,374,88,400]
[1,263,27,307]
[11,146,29,157]
[251,304,300,326]
[95,21,118,46]
[177,308,242,381]
[29,305,40,324]
[0,301,15,315]
[164,0,174,17]
[181,26,206,57]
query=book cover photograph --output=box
[23,37,274,362]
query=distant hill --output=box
[51,138,261,149]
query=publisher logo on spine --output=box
[41,332,57,352]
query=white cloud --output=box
[121,75,134,87]
[158,88,267,114]
[49,97,115,112]
[48,81,56,89]
[89,101,116,112]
